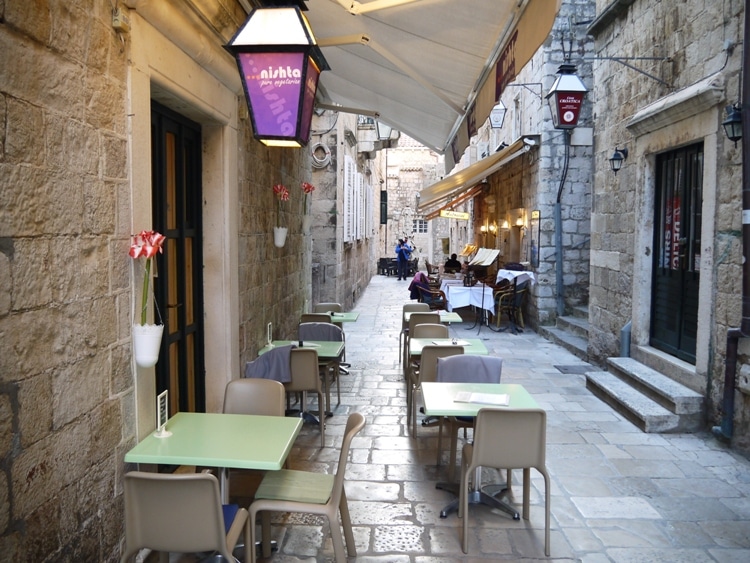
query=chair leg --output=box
[339,490,357,557]
[328,513,347,563]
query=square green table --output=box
[408,337,488,358]
[259,340,346,417]
[404,310,462,324]
[124,412,302,503]
[328,311,360,322]
[421,382,540,519]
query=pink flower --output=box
[273,184,289,225]
[130,230,165,325]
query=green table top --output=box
[404,310,462,324]
[124,412,302,470]
[421,382,539,417]
[408,337,488,356]
[259,340,345,359]
[327,311,360,322]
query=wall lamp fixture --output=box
[609,147,628,175]
[722,104,743,144]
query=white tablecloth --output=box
[496,269,536,286]
[440,280,495,315]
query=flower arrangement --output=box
[302,181,315,213]
[273,183,290,226]
[129,230,166,325]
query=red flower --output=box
[129,230,166,325]
[302,182,315,194]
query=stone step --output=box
[570,304,589,320]
[585,371,681,433]
[556,314,589,339]
[538,325,588,361]
[607,357,704,425]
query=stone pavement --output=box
[161,274,750,562]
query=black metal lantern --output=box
[722,104,743,144]
[609,147,628,175]
[225,6,330,148]
[545,63,588,130]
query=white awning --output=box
[306,0,560,169]
[417,137,534,214]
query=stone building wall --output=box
[588,0,750,452]
[0,0,315,558]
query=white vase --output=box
[302,215,312,233]
[273,226,288,247]
[132,323,164,368]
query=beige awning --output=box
[307,0,561,168]
[417,137,534,214]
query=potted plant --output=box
[273,183,290,247]
[302,181,315,232]
[129,230,166,367]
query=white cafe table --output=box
[124,412,302,503]
[421,382,540,518]
[440,280,495,316]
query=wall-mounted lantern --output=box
[545,63,588,129]
[225,6,330,147]
[722,104,743,144]
[609,147,628,175]
[489,101,507,129]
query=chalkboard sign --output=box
[155,390,171,438]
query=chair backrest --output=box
[329,412,366,508]
[287,347,321,392]
[436,355,503,383]
[418,345,464,384]
[122,471,232,559]
[411,323,449,339]
[313,303,343,314]
[402,303,431,329]
[298,321,344,343]
[301,313,332,324]
[472,408,547,470]
[408,312,440,334]
[223,378,285,416]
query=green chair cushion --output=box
[255,469,334,504]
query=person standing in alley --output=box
[395,238,412,280]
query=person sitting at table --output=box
[444,253,461,273]
[408,272,431,300]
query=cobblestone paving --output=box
[159,274,750,562]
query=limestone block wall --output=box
[589,0,750,452]
[0,0,316,558]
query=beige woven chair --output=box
[223,378,288,498]
[407,344,463,436]
[287,347,326,447]
[301,312,332,324]
[402,311,440,369]
[121,471,250,563]
[399,303,430,364]
[459,408,550,556]
[249,412,366,562]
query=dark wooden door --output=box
[650,143,702,364]
[151,101,205,413]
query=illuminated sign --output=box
[440,210,470,220]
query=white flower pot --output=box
[273,226,288,247]
[132,323,164,368]
[302,215,312,233]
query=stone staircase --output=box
[538,304,589,361]
[538,306,705,433]
[585,352,705,433]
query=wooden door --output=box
[150,101,205,413]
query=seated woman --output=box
[408,272,431,300]
[408,272,447,308]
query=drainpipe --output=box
[713,0,750,442]
[555,131,572,317]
